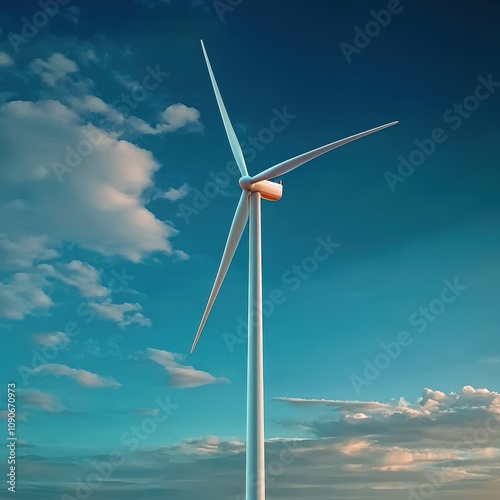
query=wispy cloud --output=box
[275,396,392,413]
[33,331,70,347]
[156,183,190,201]
[168,436,245,457]
[125,103,203,135]
[39,260,110,298]
[90,300,152,328]
[335,438,372,455]
[0,234,58,270]
[29,53,79,88]
[19,389,66,413]
[74,337,123,359]
[0,51,14,67]
[66,96,202,136]
[147,348,230,388]
[0,272,52,319]
[28,363,121,389]
[62,6,81,26]
[479,356,500,363]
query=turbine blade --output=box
[201,40,249,177]
[190,191,250,353]
[250,121,399,183]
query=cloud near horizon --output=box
[10,385,500,498]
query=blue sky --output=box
[1,0,500,498]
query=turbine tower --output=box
[191,40,398,500]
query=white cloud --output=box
[0,272,52,319]
[30,363,121,389]
[66,95,124,126]
[0,234,58,270]
[0,258,148,322]
[147,348,230,388]
[33,331,70,347]
[121,104,202,135]
[113,72,141,90]
[277,386,500,449]
[162,183,190,201]
[419,388,447,404]
[344,412,371,423]
[20,389,65,413]
[90,299,152,328]
[275,396,392,413]
[0,52,199,323]
[29,53,79,87]
[377,447,457,472]
[0,51,14,67]
[80,48,102,66]
[66,96,202,137]
[174,436,245,457]
[173,249,189,261]
[0,99,181,262]
[160,103,202,132]
[335,439,372,455]
[39,260,110,298]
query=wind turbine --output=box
[191,40,398,500]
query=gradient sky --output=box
[1,1,500,498]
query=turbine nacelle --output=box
[239,176,283,202]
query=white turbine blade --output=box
[190,191,250,353]
[201,40,249,177]
[251,121,399,183]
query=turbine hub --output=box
[239,176,252,191]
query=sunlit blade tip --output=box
[201,41,249,178]
[251,120,399,183]
[190,325,204,354]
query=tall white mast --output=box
[190,40,398,500]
